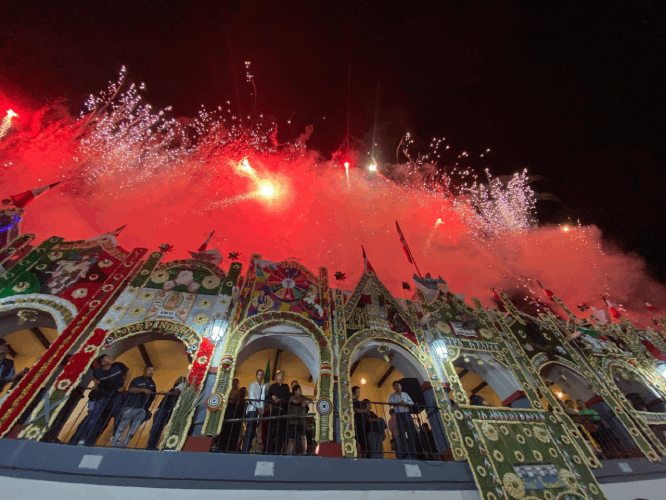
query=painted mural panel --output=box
[0,238,127,311]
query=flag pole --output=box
[396,221,423,279]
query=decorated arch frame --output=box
[337,327,460,458]
[202,310,334,442]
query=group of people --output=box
[71,354,184,449]
[354,381,436,460]
[215,369,313,455]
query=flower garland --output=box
[189,337,214,389]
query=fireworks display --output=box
[1,68,665,326]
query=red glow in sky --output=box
[1,76,665,329]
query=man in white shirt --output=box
[388,381,417,459]
[242,369,265,452]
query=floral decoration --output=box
[72,288,88,299]
[128,306,146,318]
[516,434,525,444]
[588,484,599,495]
[12,282,30,293]
[543,491,553,500]
[193,313,209,325]
[533,426,550,443]
[548,447,558,458]
[99,259,113,268]
[502,472,525,499]
[49,251,64,260]
[84,345,97,353]
[165,435,180,449]
[139,290,156,302]
[476,466,487,477]
[514,451,525,462]
[532,450,543,461]
[151,270,170,283]
[493,449,504,462]
[56,379,71,391]
[465,436,474,448]
[197,298,214,309]
[202,275,221,290]
[522,427,532,437]
[559,469,577,490]
[482,422,499,441]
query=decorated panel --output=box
[246,260,325,325]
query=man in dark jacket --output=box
[112,365,156,448]
[78,354,129,445]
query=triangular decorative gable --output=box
[344,271,417,343]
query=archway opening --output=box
[54,337,190,450]
[540,362,642,459]
[451,351,526,408]
[611,365,664,412]
[348,339,448,461]
[214,323,321,455]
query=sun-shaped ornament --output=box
[266,265,310,301]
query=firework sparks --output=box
[0,109,17,141]
[1,67,664,328]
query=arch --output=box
[103,319,203,356]
[452,351,524,406]
[539,361,597,403]
[202,310,333,440]
[0,294,78,333]
[606,360,664,410]
[337,328,450,457]
[237,330,320,381]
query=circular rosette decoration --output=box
[202,275,221,290]
[266,265,310,301]
[151,270,170,284]
[559,469,577,491]
[71,287,88,299]
[220,353,234,370]
[481,422,499,441]
[533,426,550,443]
[317,398,333,415]
[128,305,147,318]
[206,393,224,412]
[12,282,30,293]
[320,361,332,378]
[502,472,526,499]
[193,313,209,325]
[139,289,156,302]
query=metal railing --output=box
[353,400,449,460]
[568,412,643,459]
[211,398,316,455]
[37,386,179,450]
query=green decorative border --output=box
[202,310,334,442]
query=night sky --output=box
[1,1,665,280]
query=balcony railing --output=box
[569,412,643,460]
[353,400,449,460]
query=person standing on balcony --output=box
[78,354,129,445]
[287,384,311,454]
[266,370,290,454]
[363,399,384,459]
[146,376,185,450]
[242,369,266,452]
[0,343,29,401]
[388,381,417,460]
[112,366,156,448]
[352,385,368,457]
